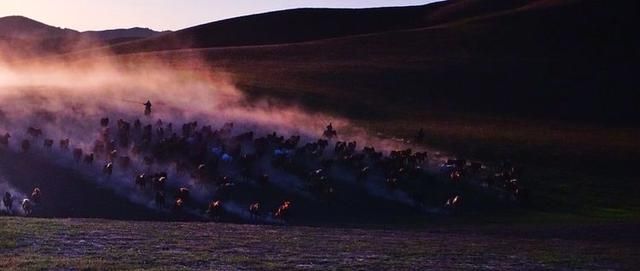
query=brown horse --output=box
[30,188,41,204]
[274,201,291,220]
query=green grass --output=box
[351,116,640,220]
[2,217,637,270]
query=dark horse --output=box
[3,192,13,214]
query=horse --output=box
[207,200,223,219]
[84,153,95,164]
[323,123,337,138]
[153,175,166,191]
[274,201,291,221]
[135,174,147,189]
[445,195,462,208]
[21,198,33,216]
[357,167,370,182]
[27,127,43,138]
[249,202,260,220]
[103,162,113,176]
[193,164,206,180]
[59,138,69,150]
[3,192,13,214]
[30,188,41,204]
[43,139,54,149]
[108,149,118,161]
[176,188,190,203]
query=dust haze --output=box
[0,52,441,218]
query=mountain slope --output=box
[82,27,165,42]
[106,0,577,54]
[0,15,77,40]
[0,16,164,57]
[106,3,454,53]
[110,0,638,123]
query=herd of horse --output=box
[0,113,528,222]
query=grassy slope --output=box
[103,0,640,217]
[102,0,638,124]
[1,217,638,270]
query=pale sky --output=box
[0,0,440,31]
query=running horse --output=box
[274,201,291,221]
[30,188,41,204]
[207,200,223,219]
[248,202,261,220]
[21,198,33,216]
[3,192,13,214]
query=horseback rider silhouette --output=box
[144,100,152,116]
[323,123,337,138]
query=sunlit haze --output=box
[0,0,439,31]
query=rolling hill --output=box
[103,0,638,212]
[0,15,165,56]
[107,0,551,53]
[107,0,638,123]
[3,0,639,214]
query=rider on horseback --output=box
[323,123,337,138]
[144,100,152,116]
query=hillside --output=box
[106,0,638,213]
[0,16,164,57]
[109,0,563,53]
[112,0,638,123]
[82,27,164,41]
[0,15,77,40]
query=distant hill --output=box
[106,0,561,54]
[0,15,165,57]
[107,3,455,53]
[82,27,167,42]
[0,15,77,40]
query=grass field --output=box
[1,217,638,270]
[118,46,640,219]
[3,1,637,269]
